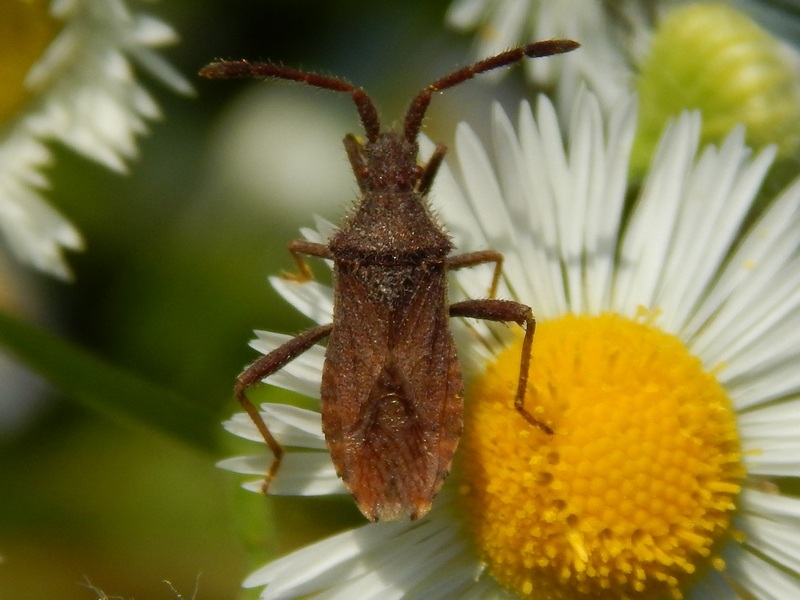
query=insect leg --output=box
[449,299,552,434]
[284,239,333,282]
[235,323,334,492]
[417,144,447,195]
[344,134,369,193]
[447,250,504,298]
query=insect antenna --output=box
[199,60,382,142]
[403,39,579,142]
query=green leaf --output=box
[0,309,216,453]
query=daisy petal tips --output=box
[0,0,191,279]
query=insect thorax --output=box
[330,186,452,254]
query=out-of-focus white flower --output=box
[0,0,191,279]
[445,0,639,106]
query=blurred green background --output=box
[0,1,544,598]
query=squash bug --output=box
[201,39,578,521]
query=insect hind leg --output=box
[235,323,334,491]
[449,298,552,434]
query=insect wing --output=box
[321,264,462,520]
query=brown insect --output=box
[201,39,578,522]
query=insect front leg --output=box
[235,323,334,491]
[447,250,504,298]
[344,134,369,193]
[283,239,332,282]
[417,143,447,195]
[449,299,552,435]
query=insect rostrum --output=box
[201,39,579,522]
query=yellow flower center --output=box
[457,313,743,599]
[0,0,61,123]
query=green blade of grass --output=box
[0,309,216,453]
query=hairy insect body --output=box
[324,166,462,521]
[323,258,461,521]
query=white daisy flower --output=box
[0,0,191,279]
[222,91,800,598]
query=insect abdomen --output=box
[322,262,462,520]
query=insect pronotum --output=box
[201,39,579,522]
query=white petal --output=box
[483,0,530,58]
[445,0,489,30]
[0,126,84,277]
[724,543,800,599]
[729,365,800,412]
[302,216,337,244]
[739,399,800,435]
[741,487,800,522]
[584,94,637,313]
[559,91,598,314]
[687,177,800,359]
[1,0,189,276]
[314,525,466,600]
[615,112,701,315]
[231,452,345,496]
[130,45,193,95]
[425,134,514,328]
[130,13,179,46]
[425,135,484,259]
[719,290,800,388]
[222,404,324,448]
[247,331,325,399]
[444,0,632,108]
[657,132,774,333]
[515,97,569,316]
[404,553,484,600]
[217,454,268,475]
[245,522,416,596]
[270,277,334,325]
[737,513,800,575]
[742,401,800,476]
[486,104,527,297]
[455,123,517,256]
[259,518,460,599]
[259,403,324,438]
[0,187,83,279]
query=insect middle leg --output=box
[235,323,334,491]
[447,250,504,299]
[449,299,552,434]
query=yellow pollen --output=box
[0,0,61,123]
[457,313,743,599]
